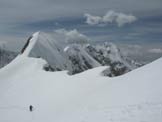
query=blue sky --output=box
[0,0,162,51]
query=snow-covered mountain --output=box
[21,32,69,71]
[0,47,17,68]
[20,31,138,76]
[64,44,100,74]
[0,38,162,122]
[85,43,136,76]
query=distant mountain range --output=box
[0,47,17,68]
[18,32,140,76]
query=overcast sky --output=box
[0,0,161,25]
[0,0,162,51]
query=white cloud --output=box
[55,29,89,44]
[84,10,137,27]
[103,10,117,23]
[148,48,162,53]
[116,13,137,27]
[84,14,102,26]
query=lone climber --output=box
[29,105,33,112]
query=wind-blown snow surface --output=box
[24,32,68,70]
[0,45,162,122]
[0,32,162,122]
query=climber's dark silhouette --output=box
[29,105,33,112]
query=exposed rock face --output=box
[85,43,136,76]
[21,36,33,54]
[20,32,140,76]
[64,44,100,74]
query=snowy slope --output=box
[20,31,137,76]
[0,43,162,122]
[22,32,69,71]
[21,32,100,74]
[64,44,100,74]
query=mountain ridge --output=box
[21,31,139,76]
[0,41,162,122]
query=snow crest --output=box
[20,31,138,76]
[0,31,162,122]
